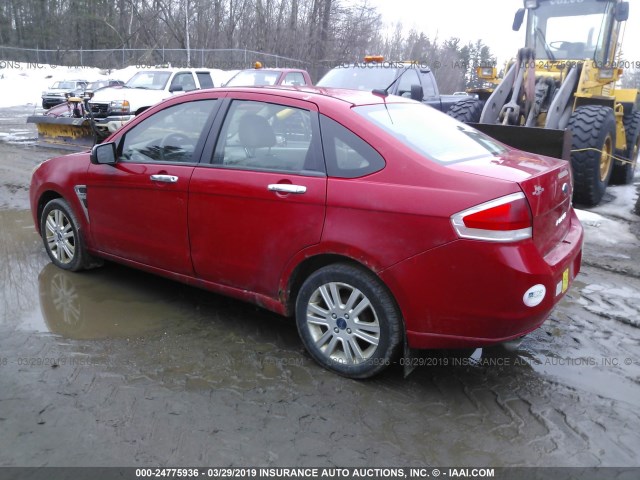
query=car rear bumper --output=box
[380,209,584,349]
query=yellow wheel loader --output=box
[448,0,639,206]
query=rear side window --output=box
[197,72,214,88]
[319,115,385,178]
[212,100,323,174]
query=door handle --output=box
[268,184,307,194]
[150,174,178,183]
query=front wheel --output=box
[295,264,403,379]
[447,98,483,123]
[40,198,90,272]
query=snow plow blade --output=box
[469,123,572,160]
[26,115,96,150]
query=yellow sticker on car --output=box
[562,268,569,293]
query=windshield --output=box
[526,0,613,62]
[317,66,401,91]
[354,103,507,164]
[52,81,76,89]
[225,70,280,86]
[125,71,172,90]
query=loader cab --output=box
[515,0,628,65]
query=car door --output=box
[86,98,220,275]
[188,95,327,298]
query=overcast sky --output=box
[362,0,639,65]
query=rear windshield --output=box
[225,70,280,86]
[354,103,508,164]
[317,66,399,91]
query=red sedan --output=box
[30,86,583,378]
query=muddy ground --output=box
[0,107,639,468]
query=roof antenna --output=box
[372,72,402,98]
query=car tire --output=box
[611,110,640,185]
[447,98,483,123]
[40,198,91,272]
[295,263,403,379]
[567,105,616,206]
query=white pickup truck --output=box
[88,68,216,135]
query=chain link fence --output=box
[0,46,327,77]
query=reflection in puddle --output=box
[38,262,201,340]
[0,209,47,328]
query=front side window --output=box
[170,72,197,92]
[213,100,321,174]
[396,69,421,98]
[354,103,507,164]
[120,99,217,163]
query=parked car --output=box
[316,56,464,113]
[88,68,216,135]
[40,79,127,118]
[224,66,312,87]
[41,79,89,109]
[79,79,125,99]
[30,86,584,378]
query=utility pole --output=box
[185,0,191,67]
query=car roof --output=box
[239,68,307,73]
[200,85,417,107]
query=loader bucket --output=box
[26,115,96,150]
[469,123,572,161]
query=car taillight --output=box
[451,192,532,242]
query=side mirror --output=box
[91,142,117,165]
[615,2,629,22]
[410,84,424,101]
[169,84,184,92]
[513,8,525,31]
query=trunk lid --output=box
[450,149,574,255]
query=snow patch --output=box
[0,61,234,108]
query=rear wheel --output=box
[447,98,483,123]
[611,110,640,185]
[567,105,616,206]
[295,264,402,378]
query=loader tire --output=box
[567,105,616,207]
[610,110,640,185]
[447,98,483,123]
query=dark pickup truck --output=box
[316,59,464,113]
